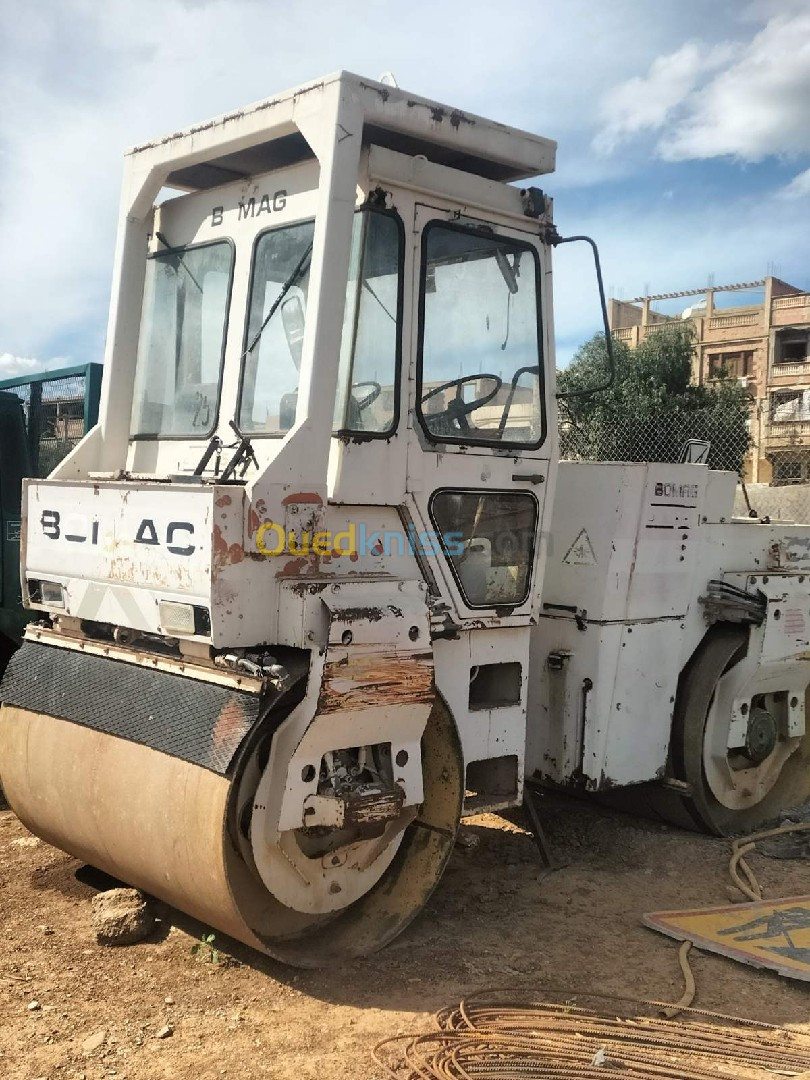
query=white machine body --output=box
[529,461,810,793]
[8,70,810,916]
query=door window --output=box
[430,489,538,608]
[333,210,402,435]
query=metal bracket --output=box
[547,650,572,671]
[429,601,461,641]
[523,785,557,869]
[520,186,546,219]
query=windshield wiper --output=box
[243,241,313,359]
[220,420,259,482]
[495,248,520,295]
[362,279,396,323]
[193,435,222,477]
[155,231,203,292]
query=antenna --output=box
[379,72,399,87]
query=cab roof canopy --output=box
[131,71,556,192]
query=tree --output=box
[557,323,752,473]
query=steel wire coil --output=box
[373,989,810,1080]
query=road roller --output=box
[3,72,810,966]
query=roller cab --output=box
[0,73,559,964]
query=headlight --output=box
[28,579,65,608]
[158,601,210,637]
[158,601,196,635]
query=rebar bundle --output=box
[374,989,810,1080]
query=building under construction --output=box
[609,277,810,484]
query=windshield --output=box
[130,240,233,438]
[418,222,544,447]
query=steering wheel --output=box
[421,374,502,435]
[351,381,382,411]
[343,380,382,431]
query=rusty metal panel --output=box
[344,787,405,826]
[1,640,260,775]
[319,648,433,714]
[317,585,434,714]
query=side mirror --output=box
[680,439,711,464]
[281,295,305,370]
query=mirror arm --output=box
[542,228,616,399]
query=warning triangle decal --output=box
[563,528,597,566]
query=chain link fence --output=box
[5,364,810,524]
[0,366,101,477]
[558,405,749,474]
[755,392,810,520]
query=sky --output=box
[0,0,808,376]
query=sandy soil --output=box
[1,791,809,1080]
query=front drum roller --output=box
[0,694,463,967]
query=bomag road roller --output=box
[3,72,810,965]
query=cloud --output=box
[0,354,68,379]
[596,10,810,163]
[779,167,810,200]
[0,355,41,379]
[661,11,810,161]
[594,42,734,155]
[0,0,711,360]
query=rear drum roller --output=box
[660,625,810,835]
[0,693,463,967]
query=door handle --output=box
[512,472,545,484]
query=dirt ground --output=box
[1,791,809,1080]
